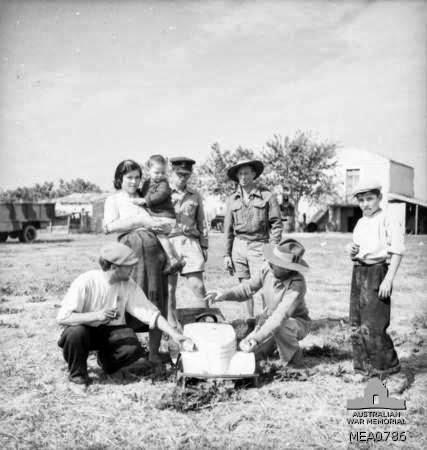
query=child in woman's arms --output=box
[133,154,185,274]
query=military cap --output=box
[170,157,196,174]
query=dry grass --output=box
[0,231,426,449]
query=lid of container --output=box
[183,322,236,353]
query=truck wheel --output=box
[19,225,37,243]
[0,232,8,242]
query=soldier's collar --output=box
[234,186,262,199]
[172,185,195,194]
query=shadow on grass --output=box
[256,360,313,386]
[255,344,353,387]
[86,349,175,386]
[303,344,352,361]
[393,346,427,392]
[88,366,160,386]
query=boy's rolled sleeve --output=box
[125,285,161,329]
[57,277,86,323]
[387,217,405,255]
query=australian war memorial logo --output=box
[346,378,408,444]
[347,378,406,411]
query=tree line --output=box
[0,178,102,202]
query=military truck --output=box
[0,202,55,243]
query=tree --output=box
[262,131,338,228]
[0,178,102,202]
[55,178,102,197]
[194,143,256,198]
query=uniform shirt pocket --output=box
[183,200,197,218]
[231,200,244,225]
[252,199,268,228]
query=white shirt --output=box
[57,270,160,328]
[353,209,405,264]
[103,191,149,225]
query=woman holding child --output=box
[103,158,174,363]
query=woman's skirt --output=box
[119,229,168,332]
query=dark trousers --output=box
[58,325,144,377]
[349,263,399,373]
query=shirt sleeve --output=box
[125,283,161,329]
[252,277,305,343]
[196,193,209,249]
[103,195,119,226]
[223,196,235,256]
[267,193,283,244]
[386,215,405,255]
[57,276,87,322]
[223,270,263,301]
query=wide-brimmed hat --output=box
[227,159,264,183]
[263,239,309,273]
[100,243,138,266]
[352,179,382,197]
[170,157,196,174]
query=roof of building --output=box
[387,192,427,208]
[309,207,329,224]
[55,192,111,204]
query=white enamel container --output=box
[181,322,255,375]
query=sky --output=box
[0,0,426,198]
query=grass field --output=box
[0,231,426,449]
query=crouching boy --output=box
[57,243,191,385]
[348,180,404,376]
[205,239,311,366]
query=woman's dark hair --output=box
[113,160,142,190]
[147,154,167,167]
[99,257,113,271]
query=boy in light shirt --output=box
[348,180,404,376]
[57,243,192,385]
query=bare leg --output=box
[184,272,208,308]
[167,274,180,329]
[157,234,180,265]
[239,277,254,317]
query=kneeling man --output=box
[57,243,190,385]
[206,239,311,366]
